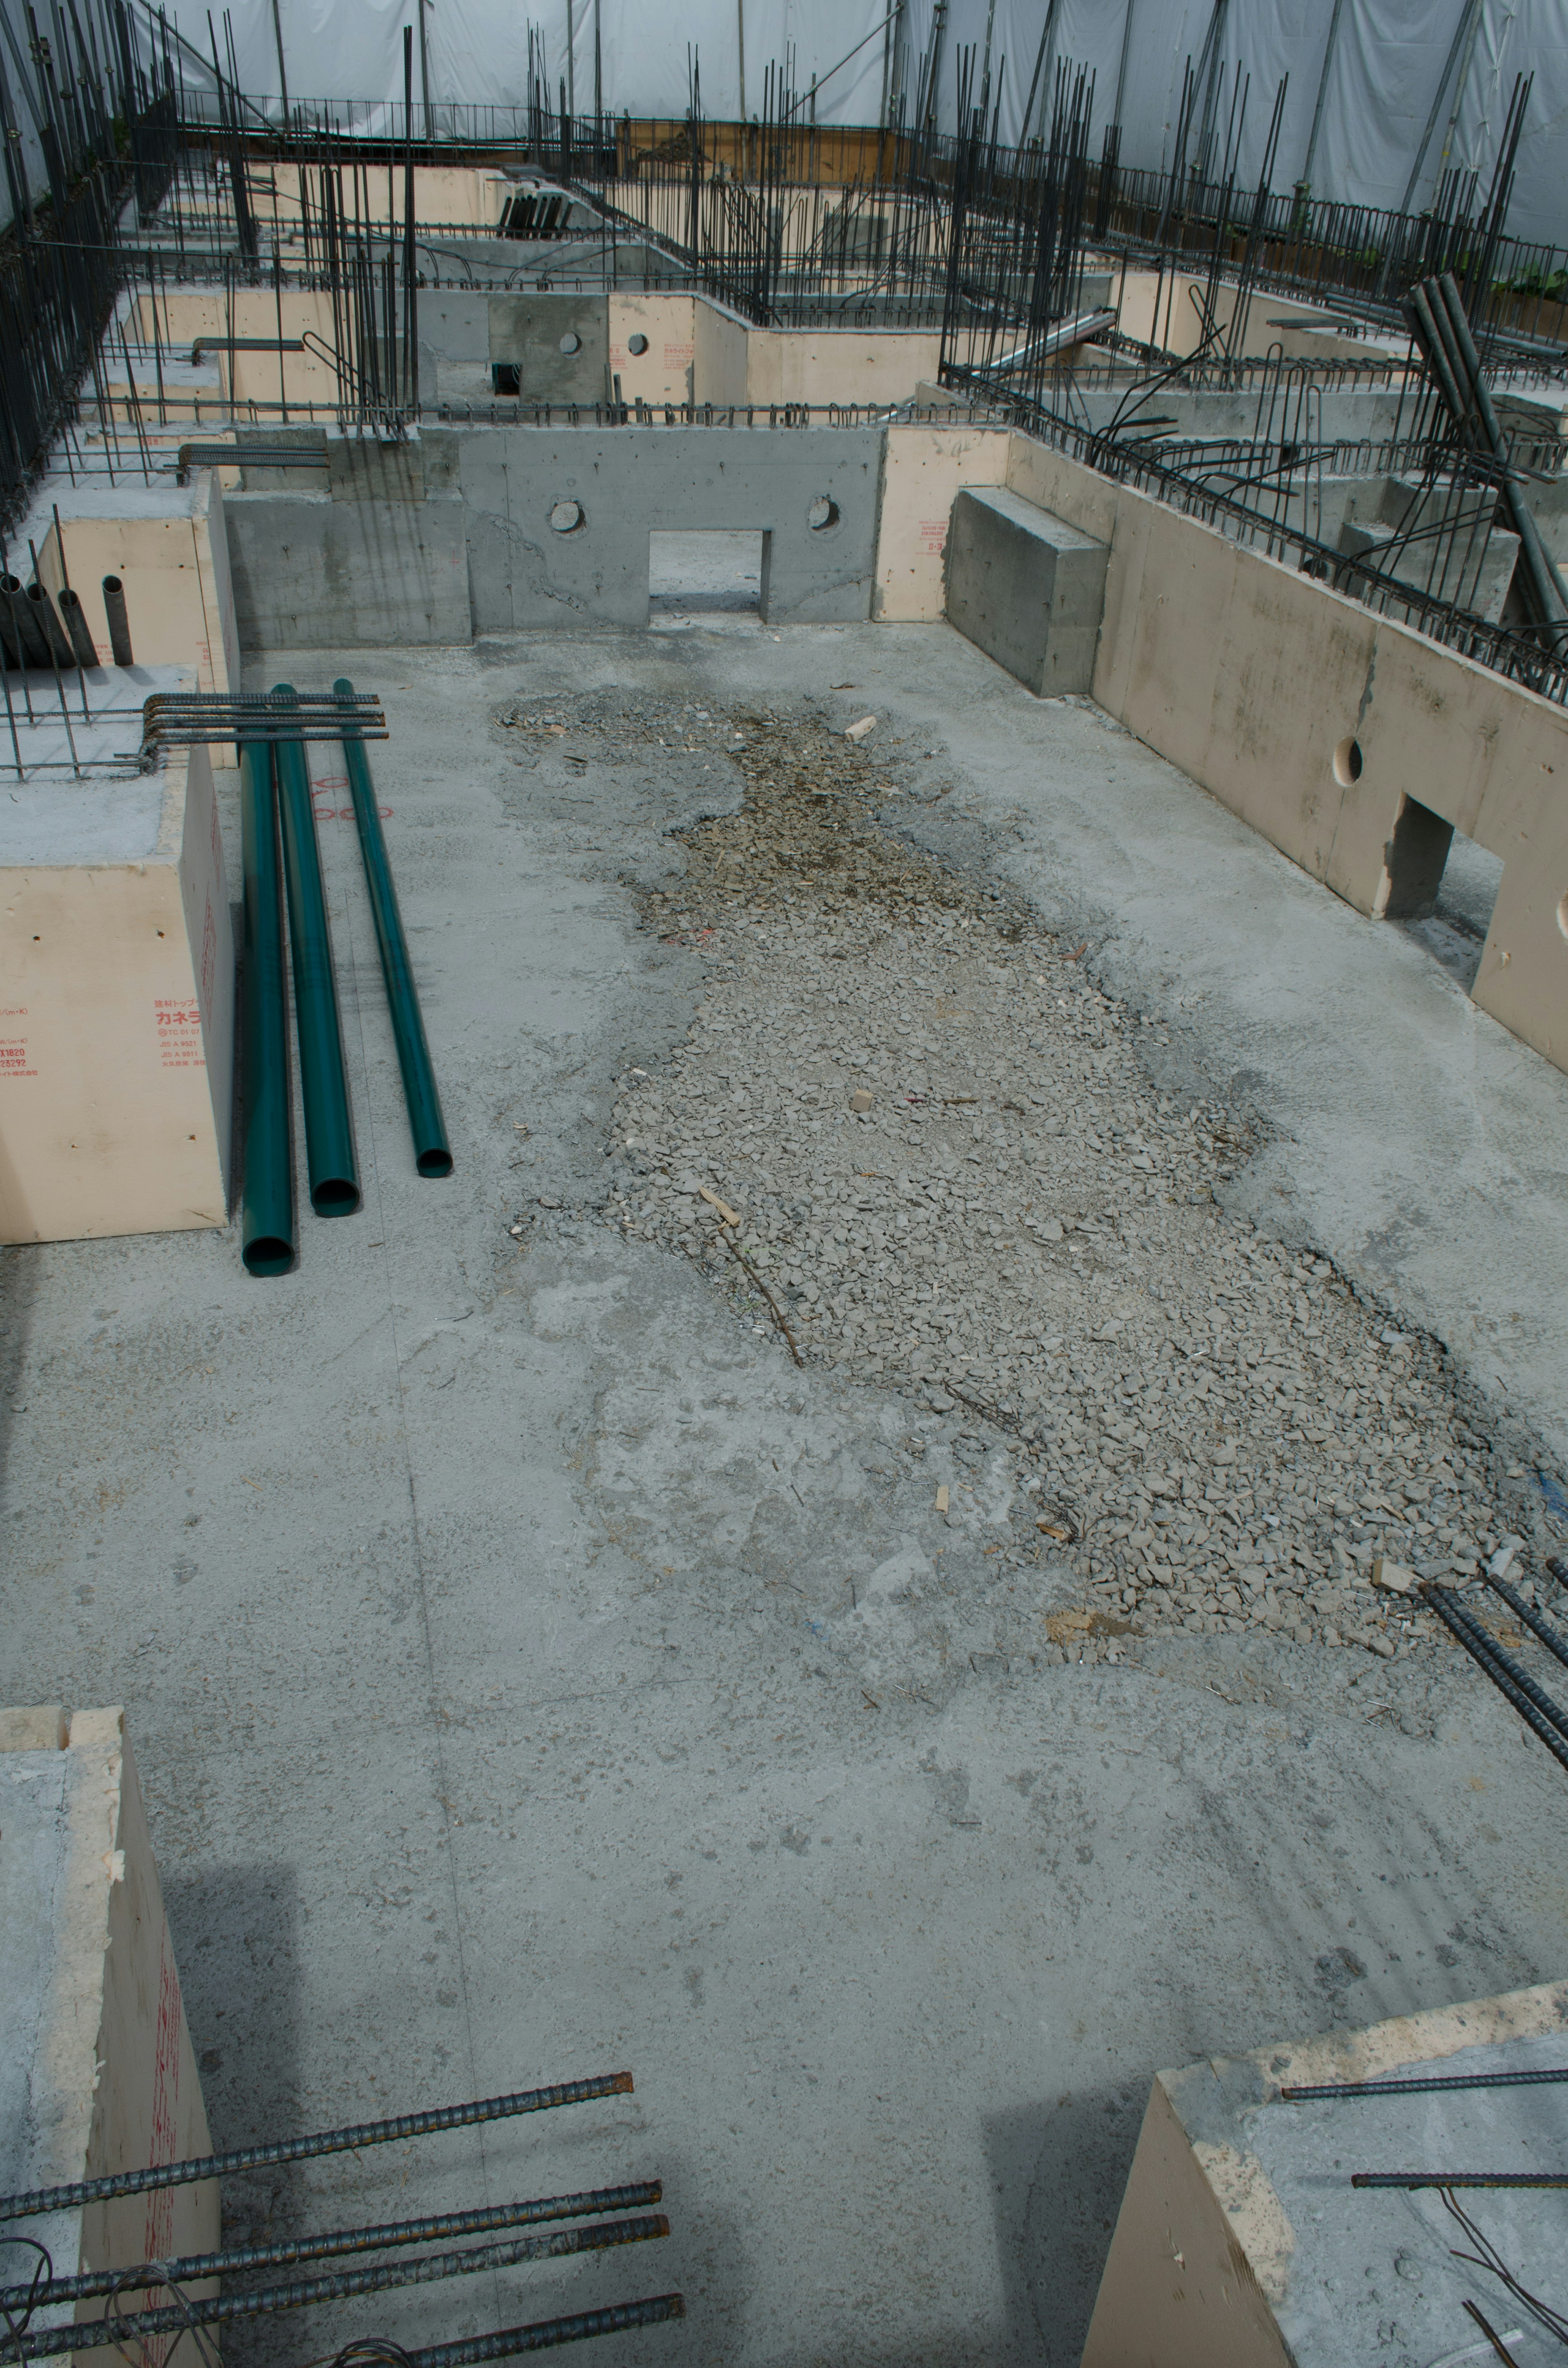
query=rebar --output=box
[0,2183,664,2313]
[0,2074,634,2222]
[0,2217,670,2361]
[1281,2067,1568,2103]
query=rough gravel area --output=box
[493,685,1568,1677]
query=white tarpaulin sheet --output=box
[3,0,1566,247]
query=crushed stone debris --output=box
[499,690,1566,1672]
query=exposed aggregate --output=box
[497,689,1566,1669]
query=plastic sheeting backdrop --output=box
[2,0,1565,244]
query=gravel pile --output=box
[504,691,1561,1663]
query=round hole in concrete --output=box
[558,331,582,355]
[1558,890,1568,943]
[1332,734,1363,787]
[808,495,841,531]
[627,332,649,356]
[549,498,585,533]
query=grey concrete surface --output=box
[2,622,1566,2368]
[224,491,472,646]
[945,488,1107,696]
[488,295,610,406]
[459,427,881,631]
[1245,2026,1568,2363]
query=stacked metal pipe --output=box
[238,684,450,1277]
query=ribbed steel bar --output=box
[1436,1589,1568,1739]
[1351,2172,1568,2191]
[1281,2067,1568,2102]
[404,2293,686,2366]
[1419,1585,1568,1774]
[0,2074,633,2221]
[335,674,452,1178]
[1484,1574,1568,1674]
[0,2183,663,2311]
[0,2218,669,2361]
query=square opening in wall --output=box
[649,529,765,623]
[1399,828,1504,996]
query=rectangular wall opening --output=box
[1399,828,1504,995]
[649,529,766,624]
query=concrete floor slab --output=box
[2,621,1566,2368]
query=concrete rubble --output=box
[500,689,1558,1668]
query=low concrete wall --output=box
[694,297,752,408]
[488,293,609,403]
[746,324,941,407]
[459,424,881,628]
[874,423,1010,618]
[1002,428,1568,1075]
[0,1705,218,2364]
[224,486,472,645]
[0,739,234,1244]
[610,292,697,404]
[38,475,238,693]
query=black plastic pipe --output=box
[1,573,51,667]
[101,572,133,664]
[57,586,99,669]
[240,738,296,1276]
[335,675,452,1177]
[273,682,360,1216]
[26,580,75,669]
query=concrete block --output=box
[0,731,234,1245]
[944,485,1108,694]
[0,1708,218,2361]
[224,490,472,647]
[457,424,881,629]
[487,294,608,403]
[37,477,238,691]
[1082,1978,1568,2368]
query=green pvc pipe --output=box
[239,738,296,1276]
[273,682,361,1215]
[334,676,453,1178]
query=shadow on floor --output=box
[984,2078,1149,2367]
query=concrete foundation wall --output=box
[610,292,697,404]
[224,486,472,645]
[0,1706,217,2363]
[746,325,941,406]
[488,293,610,403]
[874,423,1010,618]
[0,741,234,1244]
[459,424,881,627]
[38,475,238,693]
[1002,427,1568,1076]
[693,297,752,408]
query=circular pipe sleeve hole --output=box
[627,332,649,355]
[550,499,585,533]
[808,495,841,531]
[1558,890,1568,943]
[418,1148,456,1177]
[1332,735,1363,786]
[558,331,582,355]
